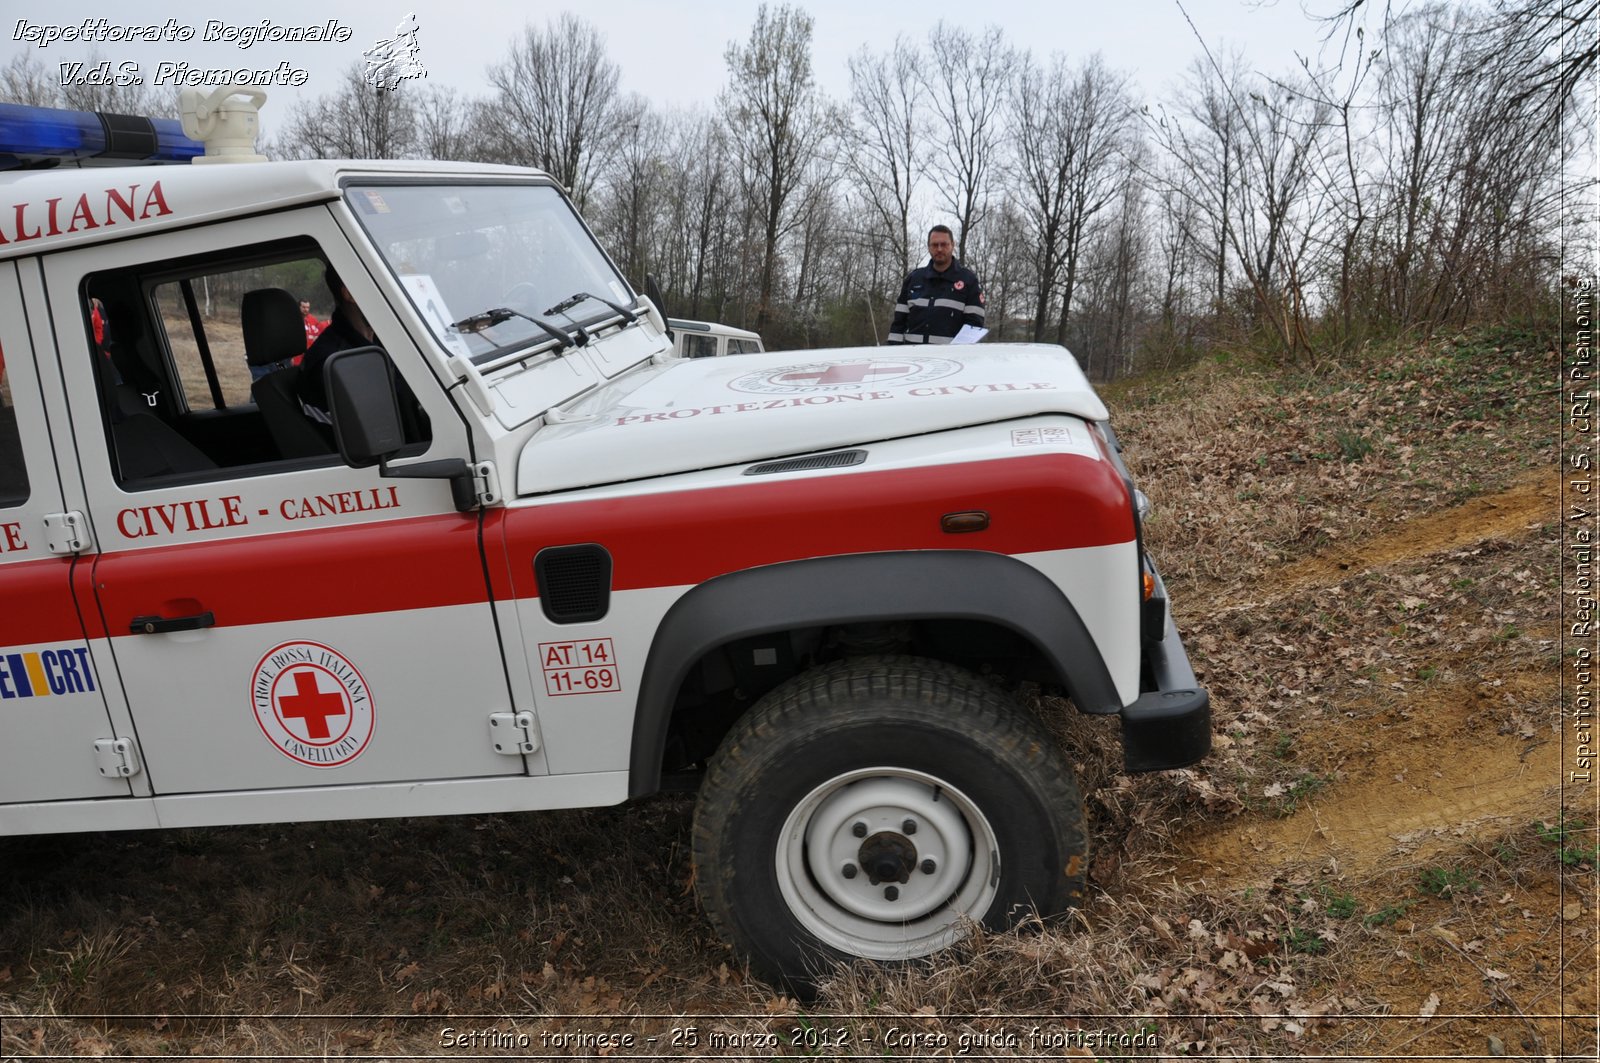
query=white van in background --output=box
[669,318,765,358]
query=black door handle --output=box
[130,611,215,635]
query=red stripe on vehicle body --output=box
[0,556,83,646]
[494,453,1133,598]
[90,511,489,633]
[54,453,1128,635]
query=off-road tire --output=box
[692,655,1087,990]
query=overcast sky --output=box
[6,0,1381,132]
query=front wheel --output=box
[692,657,1087,988]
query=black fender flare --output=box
[627,550,1121,797]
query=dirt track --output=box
[1163,467,1587,1057]
[1183,469,1560,879]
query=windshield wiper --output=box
[450,306,578,354]
[543,290,639,325]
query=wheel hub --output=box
[795,774,982,925]
[859,831,917,885]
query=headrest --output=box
[241,288,306,367]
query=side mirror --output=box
[324,346,478,511]
[325,347,404,467]
[645,273,673,342]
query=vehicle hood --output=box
[517,344,1110,494]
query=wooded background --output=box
[5,1,1593,376]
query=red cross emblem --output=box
[730,356,964,395]
[776,364,915,386]
[277,670,348,740]
[251,641,375,767]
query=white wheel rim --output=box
[774,767,1000,960]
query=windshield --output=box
[345,183,635,364]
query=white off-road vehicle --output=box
[0,90,1208,986]
[668,317,764,358]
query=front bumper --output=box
[1119,573,1210,773]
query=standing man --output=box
[887,225,986,344]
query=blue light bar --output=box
[0,103,202,170]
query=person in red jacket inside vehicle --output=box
[299,299,325,353]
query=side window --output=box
[682,334,718,359]
[82,237,422,488]
[0,347,28,506]
[154,257,328,409]
[731,339,762,355]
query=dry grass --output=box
[2,326,1589,1059]
[1114,338,1552,582]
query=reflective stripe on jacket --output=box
[888,260,984,343]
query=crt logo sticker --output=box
[251,641,374,767]
[0,645,96,699]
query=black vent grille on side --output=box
[534,544,612,623]
[744,449,867,476]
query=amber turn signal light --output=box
[941,511,990,533]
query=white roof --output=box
[0,159,550,261]
[669,318,763,341]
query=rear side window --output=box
[0,349,27,507]
[681,334,718,358]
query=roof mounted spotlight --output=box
[178,87,268,164]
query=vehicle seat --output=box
[85,295,214,480]
[101,297,171,417]
[92,340,147,420]
[242,288,332,458]
[112,413,218,480]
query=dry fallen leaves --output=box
[1418,992,1441,1021]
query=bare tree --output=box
[0,51,168,114]
[1232,78,1330,340]
[919,24,1013,261]
[1338,3,1576,331]
[484,13,629,207]
[1010,53,1138,345]
[1147,55,1330,362]
[1148,172,1209,366]
[720,3,833,332]
[1314,0,1596,128]
[790,171,843,345]
[413,86,484,162]
[1369,6,1474,328]
[270,64,417,160]
[1494,0,1598,129]
[1179,52,1248,315]
[670,114,737,319]
[1077,167,1151,380]
[967,200,1032,341]
[0,54,65,107]
[847,38,924,275]
[594,102,665,285]
[1290,19,1379,349]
